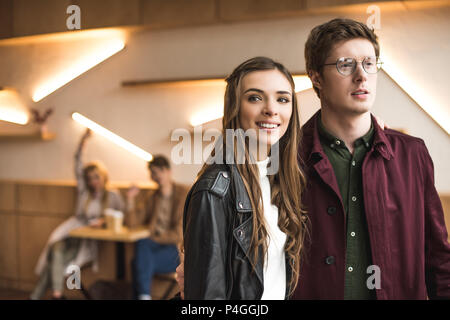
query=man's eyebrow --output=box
[243,88,292,96]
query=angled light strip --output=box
[72,112,152,161]
[33,38,125,102]
[0,107,28,125]
[189,75,312,127]
[381,56,450,135]
[0,88,29,125]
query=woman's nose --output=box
[263,99,278,116]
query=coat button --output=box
[222,172,228,178]
[325,256,335,265]
[238,202,243,209]
[237,229,244,239]
[327,206,337,215]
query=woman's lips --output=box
[256,122,280,130]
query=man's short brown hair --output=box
[148,154,171,170]
[305,18,380,97]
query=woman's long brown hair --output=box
[83,162,110,214]
[198,56,309,296]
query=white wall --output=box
[0,2,449,191]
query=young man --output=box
[293,18,450,299]
[126,155,188,300]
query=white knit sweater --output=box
[257,158,287,300]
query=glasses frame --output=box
[323,57,383,76]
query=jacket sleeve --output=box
[183,188,229,300]
[74,148,86,194]
[125,190,151,228]
[421,143,450,299]
[110,190,125,212]
[156,185,189,246]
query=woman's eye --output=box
[278,97,290,103]
[248,95,262,102]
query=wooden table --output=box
[69,226,150,243]
[69,226,150,280]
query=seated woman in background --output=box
[30,128,124,300]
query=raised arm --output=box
[74,128,91,193]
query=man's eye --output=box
[342,63,353,68]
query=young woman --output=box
[30,129,124,300]
[183,57,309,299]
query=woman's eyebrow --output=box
[244,88,264,94]
[243,88,292,96]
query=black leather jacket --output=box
[183,163,292,300]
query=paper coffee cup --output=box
[104,209,124,233]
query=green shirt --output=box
[318,116,376,300]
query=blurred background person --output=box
[125,155,188,300]
[30,129,124,300]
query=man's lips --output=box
[351,89,369,96]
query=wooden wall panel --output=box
[72,0,140,29]
[18,215,67,282]
[0,0,13,39]
[17,184,76,217]
[0,277,20,290]
[219,0,305,21]
[0,214,18,280]
[141,0,216,27]
[12,0,71,37]
[0,182,16,212]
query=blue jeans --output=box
[132,238,179,298]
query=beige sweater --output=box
[125,183,189,246]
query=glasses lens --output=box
[363,57,381,74]
[336,58,355,75]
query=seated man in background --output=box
[126,155,189,300]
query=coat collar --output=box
[301,110,395,163]
[229,164,253,213]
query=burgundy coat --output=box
[293,111,450,299]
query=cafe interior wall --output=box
[0,2,449,192]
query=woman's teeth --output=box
[258,122,279,129]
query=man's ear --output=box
[309,71,323,90]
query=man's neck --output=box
[159,182,173,197]
[320,107,372,154]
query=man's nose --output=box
[353,62,368,83]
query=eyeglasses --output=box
[323,57,383,76]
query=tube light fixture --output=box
[33,38,125,102]
[0,88,29,125]
[72,112,152,161]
